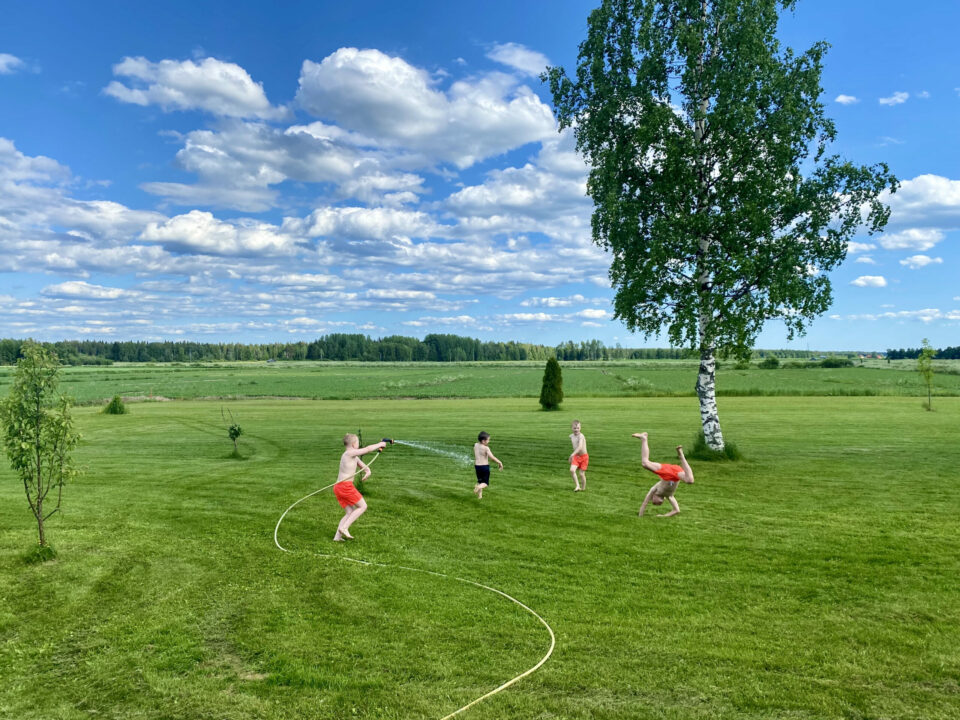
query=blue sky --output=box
[1,0,957,351]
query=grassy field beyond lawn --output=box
[1,395,958,719]
[0,360,958,404]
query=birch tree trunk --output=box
[696,345,724,450]
[697,305,725,451]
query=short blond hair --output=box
[343,433,358,446]
[571,419,581,427]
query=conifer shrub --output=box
[103,394,127,414]
[539,357,564,410]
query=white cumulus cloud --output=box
[883,174,960,229]
[834,94,859,105]
[878,228,944,251]
[42,281,134,300]
[140,210,298,256]
[851,275,887,288]
[846,241,876,254]
[486,42,550,77]
[899,254,943,269]
[296,48,556,168]
[0,53,25,74]
[878,91,909,106]
[104,56,282,118]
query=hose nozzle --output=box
[379,437,394,451]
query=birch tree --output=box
[545,0,897,449]
[0,341,80,548]
[917,338,935,411]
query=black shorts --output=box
[475,465,491,484]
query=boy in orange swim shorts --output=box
[333,433,387,542]
[632,432,695,517]
[569,420,588,491]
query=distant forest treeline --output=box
[0,335,686,365]
[886,346,960,360]
[0,334,896,366]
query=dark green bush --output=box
[688,431,743,461]
[820,357,854,368]
[102,394,127,415]
[539,357,563,410]
[759,356,780,369]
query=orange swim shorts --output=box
[571,453,589,470]
[333,481,363,508]
[654,463,683,483]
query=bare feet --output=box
[676,445,683,455]
[341,528,354,540]
[574,485,582,492]
[632,432,647,439]
[333,532,345,542]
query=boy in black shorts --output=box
[472,431,503,499]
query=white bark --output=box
[696,309,725,451]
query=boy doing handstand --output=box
[333,434,387,541]
[633,432,694,517]
[569,420,588,491]
[473,431,503,499]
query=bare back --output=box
[473,442,491,465]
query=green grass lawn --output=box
[0,359,957,404]
[1,394,958,719]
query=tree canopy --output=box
[545,0,897,447]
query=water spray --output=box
[393,439,471,466]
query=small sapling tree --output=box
[229,423,243,452]
[103,394,127,415]
[0,341,81,551]
[221,407,244,456]
[917,338,935,411]
[539,357,564,410]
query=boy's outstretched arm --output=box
[638,485,657,517]
[488,451,503,470]
[347,441,387,457]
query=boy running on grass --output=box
[473,431,503,499]
[569,420,588,491]
[633,432,694,517]
[333,434,387,541]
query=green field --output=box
[0,359,958,405]
[1,369,959,719]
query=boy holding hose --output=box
[333,434,387,541]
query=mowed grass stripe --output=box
[1,396,958,718]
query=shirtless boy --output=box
[332,434,387,541]
[569,420,588,491]
[473,431,503,499]
[633,432,695,517]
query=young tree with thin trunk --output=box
[917,338,935,411]
[0,341,80,548]
[545,0,897,449]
